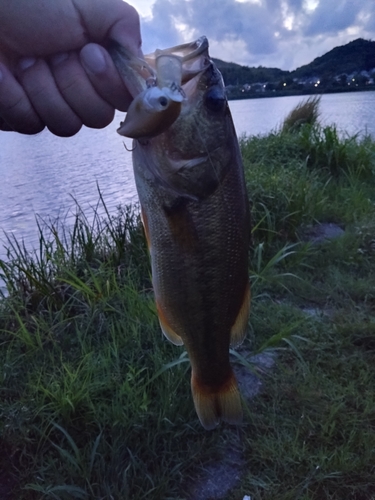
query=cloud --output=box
[304,0,363,36]
[141,0,285,55]
[140,0,182,51]
[139,0,375,70]
[362,2,375,32]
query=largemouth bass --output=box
[111,37,250,430]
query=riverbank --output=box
[227,85,375,101]
[1,106,375,499]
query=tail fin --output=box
[191,370,243,430]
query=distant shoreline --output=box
[227,87,375,101]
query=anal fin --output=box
[191,370,242,430]
[230,282,251,347]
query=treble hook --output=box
[123,141,137,152]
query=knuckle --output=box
[127,4,140,25]
[121,4,142,46]
[1,94,26,113]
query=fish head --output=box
[115,37,231,148]
[141,37,241,200]
[164,37,231,159]
[121,37,237,200]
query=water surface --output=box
[231,91,375,138]
[1,91,374,263]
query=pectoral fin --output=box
[230,282,250,347]
[156,300,184,346]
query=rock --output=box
[301,222,345,244]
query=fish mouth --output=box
[145,36,211,86]
[109,36,210,105]
[151,36,209,61]
[116,37,213,139]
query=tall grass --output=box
[241,104,375,251]
[281,95,321,132]
[0,198,204,499]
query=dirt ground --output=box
[185,352,275,500]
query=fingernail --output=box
[80,44,107,75]
[19,57,36,71]
[50,53,69,66]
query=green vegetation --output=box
[1,99,375,499]
[292,38,375,80]
[212,57,288,87]
[281,96,321,133]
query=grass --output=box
[281,95,321,133]
[1,100,375,499]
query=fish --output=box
[110,37,250,430]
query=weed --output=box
[281,95,321,132]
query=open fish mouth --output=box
[146,36,211,85]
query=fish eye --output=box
[158,96,168,107]
[205,87,226,112]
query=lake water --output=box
[1,90,375,264]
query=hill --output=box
[212,58,289,85]
[291,38,375,79]
[213,38,375,98]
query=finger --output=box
[80,43,132,112]
[0,61,44,134]
[0,116,15,131]
[75,0,142,55]
[50,51,115,128]
[17,57,82,137]
[103,2,143,56]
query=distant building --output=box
[297,76,321,85]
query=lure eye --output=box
[158,96,168,107]
[205,87,226,112]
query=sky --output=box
[126,0,375,71]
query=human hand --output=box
[0,0,142,136]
